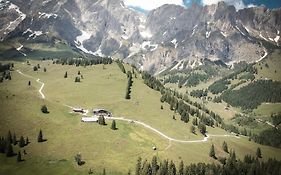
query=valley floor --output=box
[0,60,281,174]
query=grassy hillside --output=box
[0,60,281,174]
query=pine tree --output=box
[13,133,17,145]
[98,116,106,125]
[19,136,25,147]
[75,77,80,82]
[78,70,81,75]
[178,160,184,175]
[74,153,83,165]
[28,81,31,86]
[102,168,106,175]
[111,120,117,130]
[168,161,176,175]
[209,144,216,159]
[256,147,262,158]
[44,67,47,72]
[64,71,68,78]
[161,105,163,110]
[17,151,22,162]
[38,129,43,142]
[5,142,14,157]
[222,141,229,153]
[151,156,158,175]
[41,105,48,113]
[135,157,142,175]
[25,137,29,146]
[7,130,12,143]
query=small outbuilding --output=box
[93,109,112,117]
[73,108,86,114]
[81,117,99,122]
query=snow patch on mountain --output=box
[171,38,178,48]
[75,30,95,55]
[38,12,58,19]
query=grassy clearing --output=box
[0,60,281,174]
[255,51,281,81]
[253,103,281,117]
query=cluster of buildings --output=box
[72,108,112,122]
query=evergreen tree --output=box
[209,144,216,159]
[38,129,44,142]
[5,141,14,157]
[78,70,81,75]
[98,116,106,125]
[28,81,31,86]
[111,120,117,130]
[74,153,83,165]
[222,141,229,153]
[135,157,142,175]
[25,137,29,146]
[41,105,49,113]
[168,161,176,175]
[102,168,106,175]
[161,105,163,110]
[13,133,17,145]
[178,160,184,175]
[17,151,22,162]
[19,136,25,147]
[7,130,12,143]
[64,71,68,78]
[142,162,152,175]
[198,123,207,135]
[75,77,80,82]
[44,67,47,72]
[151,156,158,175]
[33,66,38,71]
[256,147,262,158]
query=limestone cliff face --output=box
[0,0,280,74]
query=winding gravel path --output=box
[16,70,45,99]
[16,69,241,143]
[104,116,240,143]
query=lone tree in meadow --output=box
[98,116,106,125]
[111,120,117,130]
[209,144,216,159]
[64,71,68,78]
[256,147,262,158]
[74,153,84,166]
[19,136,25,147]
[75,77,80,83]
[41,105,49,113]
[222,141,229,153]
[33,66,38,71]
[37,129,44,142]
[17,151,22,162]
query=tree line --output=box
[133,151,280,175]
[221,80,281,110]
[125,71,133,99]
[54,57,112,67]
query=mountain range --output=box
[0,0,280,74]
